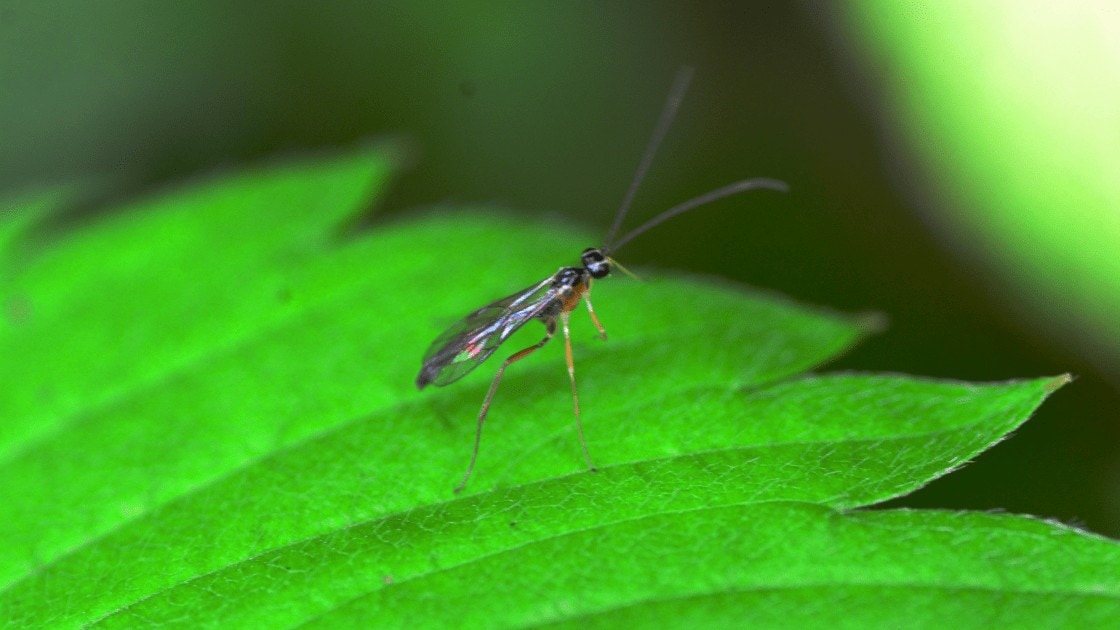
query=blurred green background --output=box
[3,2,1118,537]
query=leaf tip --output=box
[1044,373,1074,393]
[854,310,890,335]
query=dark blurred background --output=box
[3,2,1117,537]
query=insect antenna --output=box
[600,66,789,254]
[605,177,789,253]
[602,66,695,250]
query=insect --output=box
[417,67,788,493]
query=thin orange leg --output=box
[561,311,597,473]
[583,286,608,341]
[454,321,555,494]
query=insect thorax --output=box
[551,267,587,290]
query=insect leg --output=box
[561,311,598,473]
[583,287,608,341]
[454,319,557,495]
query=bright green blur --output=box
[848,2,1120,375]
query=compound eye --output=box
[581,248,611,279]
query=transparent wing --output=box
[416,276,558,388]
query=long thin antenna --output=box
[606,178,788,253]
[602,66,695,249]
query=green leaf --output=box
[301,505,1120,628]
[0,149,395,459]
[0,183,82,282]
[1,147,1108,627]
[1,186,74,341]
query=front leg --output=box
[582,286,608,342]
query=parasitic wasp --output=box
[417,67,788,493]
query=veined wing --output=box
[416,276,557,388]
